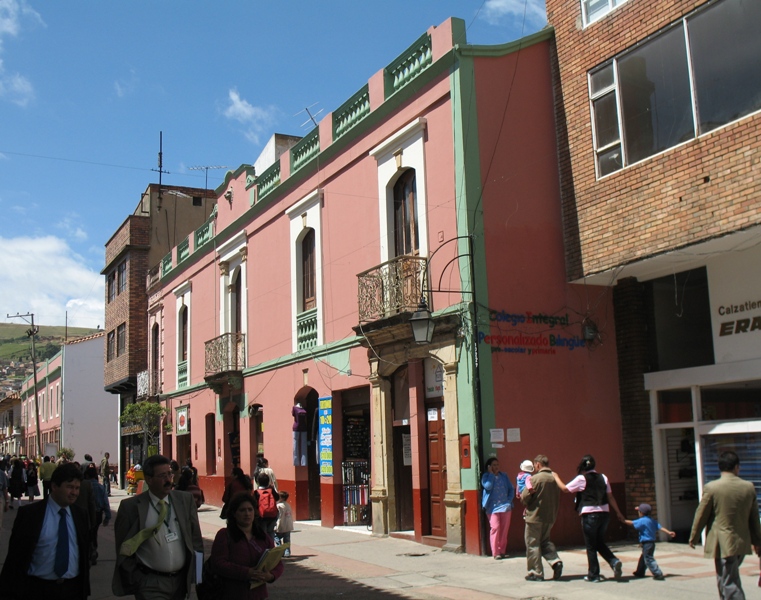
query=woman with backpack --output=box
[221,467,253,519]
[553,454,626,583]
[254,472,280,540]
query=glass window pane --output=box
[689,0,761,133]
[701,432,761,509]
[593,92,620,148]
[658,389,693,423]
[619,25,694,164]
[700,381,761,421]
[590,64,614,95]
[597,144,622,176]
[584,0,611,23]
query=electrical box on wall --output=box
[459,434,471,469]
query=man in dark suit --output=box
[0,462,91,600]
[112,454,203,599]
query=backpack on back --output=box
[258,488,278,519]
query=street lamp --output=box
[409,296,435,344]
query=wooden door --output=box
[426,402,447,538]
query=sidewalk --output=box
[2,488,757,599]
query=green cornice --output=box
[455,27,554,58]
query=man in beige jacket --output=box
[521,455,563,581]
[689,451,761,599]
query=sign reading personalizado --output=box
[318,396,333,477]
[482,309,585,356]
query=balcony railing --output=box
[357,255,428,322]
[384,33,433,99]
[161,252,173,277]
[177,238,190,263]
[333,85,371,141]
[205,332,246,377]
[195,216,215,250]
[177,360,188,388]
[257,161,281,201]
[137,369,161,397]
[290,128,320,173]
[137,370,149,398]
[296,308,318,351]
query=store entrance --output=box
[425,400,446,538]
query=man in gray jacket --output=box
[521,455,563,581]
[689,451,761,600]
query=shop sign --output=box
[176,405,189,436]
[318,396,333,477]
[481,307,584,356]
[424,358,445,398]
[121,424,142,436]
[708,246,761,363]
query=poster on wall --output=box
[318,396,333,477]
[424,358,445,398]
[176,406,189,436]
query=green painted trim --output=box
[216,164,254,195]
[449,40,496,490]
[455,27,554,58]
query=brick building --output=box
[547,0,761,537]
[103,184,216,482]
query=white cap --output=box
[519,459,534,473]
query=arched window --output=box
[393,169,419,257]
[302,228,316,311]
[179,306,188,361]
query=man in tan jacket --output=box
[521,455,563,581]
[689,451,761,599]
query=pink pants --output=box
[488,510,512,557]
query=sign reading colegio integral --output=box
[481,309,585,356]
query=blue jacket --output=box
[481,471,514,513]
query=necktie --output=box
[120,499,168,556]
[54,508,69,578]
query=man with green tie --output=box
[112,454,203,599]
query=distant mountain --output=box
[0,323,102,362]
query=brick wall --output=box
[547,0,761,279]
[613,277,657,516]
[104,216,151,389]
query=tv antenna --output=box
[296,103,323,129]
[152,131,171,210]
[188,165,229,191]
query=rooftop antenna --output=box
[151,131,171,210]
[188,165,229,191]
[296,103,323,129]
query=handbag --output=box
[195,558,223,600]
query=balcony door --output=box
[393,169,419,258]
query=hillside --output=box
[0,323,102,362]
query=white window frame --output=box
[582,0,629,27]
[369,117,429,265]
[216,230,248,343]
[286,189,324,353]
[173,280,192,389]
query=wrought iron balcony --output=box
[205,332,245,379]
[357,255,428,322]
[137,369,161,397]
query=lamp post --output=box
[409,297,435,344]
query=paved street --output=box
[1,488,757,599]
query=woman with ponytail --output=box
[553,454,625,582]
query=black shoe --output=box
[632,572,646,578]
[653,574,665,581]
[613,561,623,580]
[552,561,563,580]
[525,573,544,581]
[584,576,602,583]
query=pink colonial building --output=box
[144,18,623,554]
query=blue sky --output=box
[0,0,546,328]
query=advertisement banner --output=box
[318,396,333,477]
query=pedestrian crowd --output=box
[481,450,761,600]
[0,450,289,599]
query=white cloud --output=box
[0,235,104,328]
[56,216,88,242]
[222,88,276,145]
[0,0,41,107]
[482,0,547,28]
[114,68,138,98]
